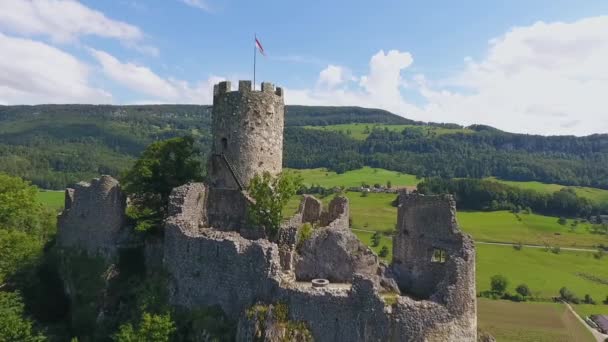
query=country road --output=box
[350,228,600,252]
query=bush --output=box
[551,246,561,254]
[490,275,509,294]
[557,217,567,225]
[559,287,580,303]
[583,294,596,305]
[515,284,531,298]
[0,291,45,341]
[513,242,523,251]
[114,312,175,342]
[378,246,389,258]
[296,223,314,251]
[371,232,381,247]
[603,295,608,305]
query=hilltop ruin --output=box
[57,80,477,341]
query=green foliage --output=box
[558,217,567,225]
[0,173,54,237]
[247,171,302,239]
[371,231,381,247]
[296,223,314,251]
[559,287,580,304]
[173,306,235,342]
[378,246,389,258]
[122,136,203,232]
[0,291,45,342]
[418,177,603,217]
[114,312,175,342]
[0,229,43,285]
[515,284,531,298]
[490,275,509,294]
[583,294,596,305]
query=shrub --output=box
[513,242,523,251]
[583,294,596,305]
[296,223,314,251]
[490,275,508,294]
[114,312,175,342]
[559,287,580,303]
[557,217,567,225]
[515,284,531,297]
[603,295,608,305]
[551,246,561,254]
[371,232,381,247]
[378,246,389,258]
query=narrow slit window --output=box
[221,137,228,152]
[431,249,446,263]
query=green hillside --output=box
[288,167,419,188]
[2,104,608,190]
[488,177,608,205]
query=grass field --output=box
[284,192,398,232]
[478,299,594,342]
[36,190,64,211]
[288,167,419,189]
[302,123,472,140]
[476,244,608,301]
[487,177,608,205]
[458,210,607,248]
[574,303,608,318]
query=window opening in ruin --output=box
[431,248,446,263]
[221,137,228,152]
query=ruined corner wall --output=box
[392,192,476,337]
[57,175,126,259]
[163,183,283,317]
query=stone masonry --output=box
[57,175,127,259]
[57,81,477,341]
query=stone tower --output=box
[206,80,285,232]
[208,80,284,190]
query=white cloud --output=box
[0,33,111,104]
[288,17,608,135]
[179,0,211,12]
[89,48,222,103]
[318,65,349,88]
[415,16,608,135]
[0,0,156,55]
[286,49,418,116]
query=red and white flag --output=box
[255,36,265,56]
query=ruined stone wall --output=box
[209,80,284,189]
[57,175,126,259]
[392,192,477,337]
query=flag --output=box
[255,36,265,56]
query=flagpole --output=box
[253,33,256,90]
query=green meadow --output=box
[478,299,594,342]
[458,210,607,248]
[288,167,419,189]
[302,123,472,140]
[476,244,608,301]
[36,190,64,212]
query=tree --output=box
[386,180,392,189]
[378,246,389,258]
[371,232,381,247]
[559,287,580,303]
[583,294,596,305]
[114,312,175,342]
[247,171,302,240]
[0,291,45,342]
[122,137,203,232]
[603,295,608,305]
[515,284,531,298]
[490,275,508,294]
[557,217,567,225]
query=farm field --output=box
[36,190,64,211]
[476,244,608,301]
[487,177,608,205]
[458,210,607,248]
[477,299,594,342]
[287,167,419,189]
[574,304,608,318]
[287,193,607,247]
[302,123,472,140]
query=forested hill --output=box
[0,104,607,189]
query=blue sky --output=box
[1,0,608,135]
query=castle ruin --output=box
[57,81,477,341]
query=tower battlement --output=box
[213,80,283,97]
